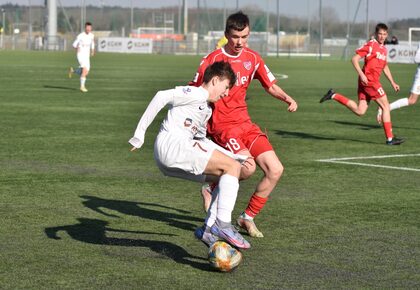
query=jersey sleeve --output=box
[72,35,80,49]
[189,57,210,87]
[129,89,174,148]
[254,55,276,89]
[355,42,370,57]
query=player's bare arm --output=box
[266,84,298,112]
[351,54,368,85]
[383,65,400,92]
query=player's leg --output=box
[377,93,418,123]
[237,136,280,238]
[320,88,368,116]
[68,66,74,78]
[77,55,90,92]
[390,91,419,110]
[201,149,254,212]
[200,131,256,213]
[213,127,257,180]
[202,149,250,249]
[408,93,419,105]
[203,148,241,177]
[348,99,369,116]
[375,96,404,145]
[407,71,420,106]
[195,186,221,246]
[74,67,82,75]
[222,135,256,180]
[80,67,89,92]
[167,137,248,248]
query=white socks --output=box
[217,174,239,223]
[80,77,86,87]
[205,186,219,227]
[390,98,409,111]
[204,174,239,226]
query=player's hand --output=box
[128,137,144,150]
[241,156,255,170]
[393,83,400,92]
[360,73,368,85]
[287,99,298,112]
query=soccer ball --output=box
[208,241,243,272]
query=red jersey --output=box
[190,47,276,136]
[356,39,387,84]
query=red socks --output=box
[244,194,268,218]
[332,93,350,105]
[383,122,394,139]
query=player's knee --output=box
[355,109,367,116]
[226,158,241,177]
[264,162,284,183]
[267,162,284,182]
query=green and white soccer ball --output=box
[208,241,243,272]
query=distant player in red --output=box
[320,23,404,145]
[190,11,298,238]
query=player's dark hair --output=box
[375,23,388,33]
[203,61,236,88]
[85,22,92,27]
[225,11,249,33]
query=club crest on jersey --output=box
[184,118,192,127]
[243,61,252,70]
[183,87,192,94]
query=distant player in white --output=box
[129,62,250,249]
[377,42,420,121]
[69,22,95,92]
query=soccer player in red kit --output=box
[190,11,298,238]
[320,23,404,145]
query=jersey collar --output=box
[198,86,209,99]
[221,47,243,58]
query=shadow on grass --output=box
[80,195,202,231]
[331,120,417,131]
[43,85,77,91]
[275,130,377,144]
[275,130,336,141]
[44,218,210,270]
[331,120,381,130]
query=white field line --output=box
[316,153,420,172]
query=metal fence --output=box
[0,0,419,59]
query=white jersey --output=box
[72,32,95,56]
[129,85,248,181]
[411,43,420,94]
[415,43,420,64]
[130,86,211,149]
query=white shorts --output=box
[77,54,90,71]
[153,132,225,183]
[411,67,420,95]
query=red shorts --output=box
[211,122,273,158]
[358,81,387,102]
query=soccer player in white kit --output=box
[377,43,420,120]
[70,22,95,92]
[129,62,251,249]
